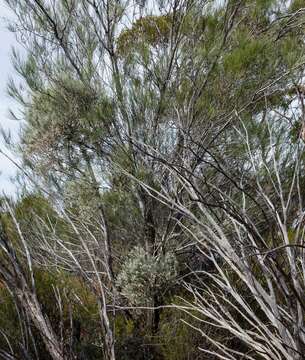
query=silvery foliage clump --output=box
[116,246,178,305]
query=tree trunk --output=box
[16,289,65,360]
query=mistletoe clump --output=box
[116,246,177,305]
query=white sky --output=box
[0,1,22,195]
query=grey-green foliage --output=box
[4,0,305,358]
[116,246,177,305]
[63,175,100,219]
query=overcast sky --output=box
[0,2,22,196]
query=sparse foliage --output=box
[1,0,305,359]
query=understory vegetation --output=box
[1,0,305,359]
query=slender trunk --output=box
[152,294,161,334]
[80,147,116,359]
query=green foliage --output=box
[0,269,101,359]
[224,37,268,75]
[159,307,202,360]
[117,15,172,56]
[22,76,114,172]
[290,0,305,12]
[0,285,21,347]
